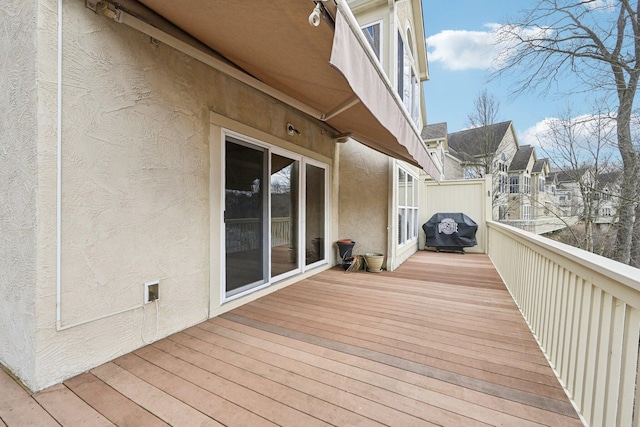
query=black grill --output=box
[422,213,478,254]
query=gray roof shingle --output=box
[421,122,448,141]
[447,121,512,158]
[508,145,535,172]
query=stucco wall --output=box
[338,141,389,262]
[0,0,39,385]
[22,0,336,391]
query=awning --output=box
[133,0,440,180]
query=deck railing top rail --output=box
[488,221,640,310]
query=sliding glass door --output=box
[223,133,327,300]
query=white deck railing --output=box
[226,217,291,253]
[487,221,640,427]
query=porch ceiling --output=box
[134,0,440,179]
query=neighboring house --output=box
[446,123,570,234]
[554,168,591,217]
[446,121,519,219]
[531,158,551,219]
[421,122,448,181]
[0,0,439,392]
[506,145,536,221]
[593,171,620,226]
[549,168,621,226]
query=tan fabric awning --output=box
[136,0,440,180]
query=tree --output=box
[537,104,617,253]
[467,89,501,176]
[495,0,640,266]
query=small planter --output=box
[364,253,384,272]
[336,239,355,260]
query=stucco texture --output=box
[0,0,39,385]
[338,141,389,261]
[4,0,336,391]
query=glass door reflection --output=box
[270,154,299,278]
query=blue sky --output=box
[421,1,587,147]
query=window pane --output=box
[271,154,299,278]
[398,169,406,205]
[362,22,381,60]
[510,176,519,193]
[397,31,403,98]
[406,174,414,206]
[398,208,406,244]
[225,139,266,294]
[411,71,420,124]
[403,47,411,110]
[305,164,325,265]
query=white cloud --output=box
[584,0,616,10]
[519,119,553,148]
[426,24,553,71]
[519,113,622,164]
[426,26,499,71]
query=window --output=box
[509,176,520,193]
[398,167,418,246]
[539,177,545,192]
[397,29,420,126]
[361,21,382,61]
[497,157,508,193]
[523,205,531,220]
[523,176,531,194]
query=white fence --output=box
[488,221,640,427]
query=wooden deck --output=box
[1,252,583,426]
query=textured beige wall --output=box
[337,140,389,263]
[0,0,39,385]
[13,0,336,391]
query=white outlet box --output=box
[144,281,159,304]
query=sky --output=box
[421,1,594,149]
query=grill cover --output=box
[423,213,478,249]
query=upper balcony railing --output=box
[487,221,640,427]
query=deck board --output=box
[32,383,115,427]
[1,252,583,426]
